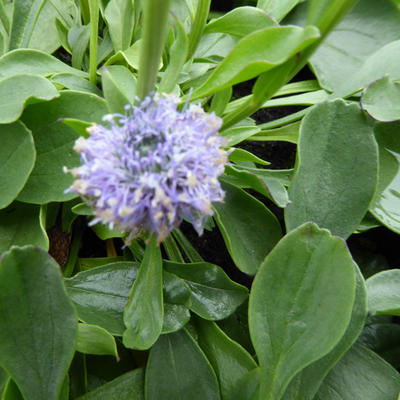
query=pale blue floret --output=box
[66,94,228,242]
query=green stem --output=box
[186,0,211,60]
[63,228,82,278]
[137,0,172,99]
[88,0,99,85]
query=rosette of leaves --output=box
[0,0,400,399]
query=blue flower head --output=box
[66,94,228,243]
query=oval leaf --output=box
[18,91,108,204]
[214,182,282,274]
[0,202,48,252]
[76,323,118,358]
[369,121,400,233]
[366,269,400,316]
[316,344,400,400]
[0,246,77,400]
[285,99,378,239]
[65,262,140,335]
[196,319,257,399]
[361,76,400,122]
[0,74,59,124]
[145,330,220,400]
[0,122,35,209]
[164,260,248,320]
[123,236,163,350]
[249,223,356,400]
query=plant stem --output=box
[88,0,99,85]
[137,0,172,99]
[187,0,211,60]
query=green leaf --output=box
[9,0,47,50]
[164,260,248,320]
[223,166,291,208]
[65,262,140,335]
[18,91,108,204]
[366,269,400,316]
[162,303,190,334]
[91,222,124,240]
[361,76,400,122]
[249,223,356,400]
[77,369,144,400]
[0,49,87,79]
[123,236,163,349]
[0,367,8,398]
[76,323,118,358]
[214,182,282,274]
[2,380,23,400]
[228,148,270,166]
[0,122,35,209]
[104,0,134,52]
[282,262,367,400]
[285,100,378,239]
[51,72,102,95]
[191,25,319,99]
[0,74,58,124]
[204,6,277,37]
[0,246,77,400]
[68,25,90,70]
[159,16,188,93]
[196,319,257,399]
[227,368,260,400]
[316,344,400,400]
[257,0,301,21]
[369,121,400,233]
[145,330,220,400]
[0,202,48,252]
[220,126,261,147]
[309,0,400,92]
[101,65,137,113]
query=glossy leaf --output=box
[123,236,163,350]
[76,323,118,358]
[0,49,86,79]
[316,344,400,400]
[0,246,77,400]
[369,122,400,233]
[18,91,108,204]
[309,0,400,92]
[0,202,48,252]
[228,148,270,166]
[227,368,260,400]
[361,76,400,122]
[282,263,367,400]
[0,74,58,124]
[214,182,282,274]
[65,262,140,335]
[285,100,378,239]
[366,269,400,316]
[257,0,301,21]
[249,223,356,400]
[77,369,144,400]
[145,330,220,400]
[196,319,257,399]
[162,304,190,334]
[0,122,35,209]
[204,7,277,37]
[164,260,248,320]
[104,0,134,52]
[101,65,137,113]
[191,26,319,99]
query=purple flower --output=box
[66,94,228,242]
